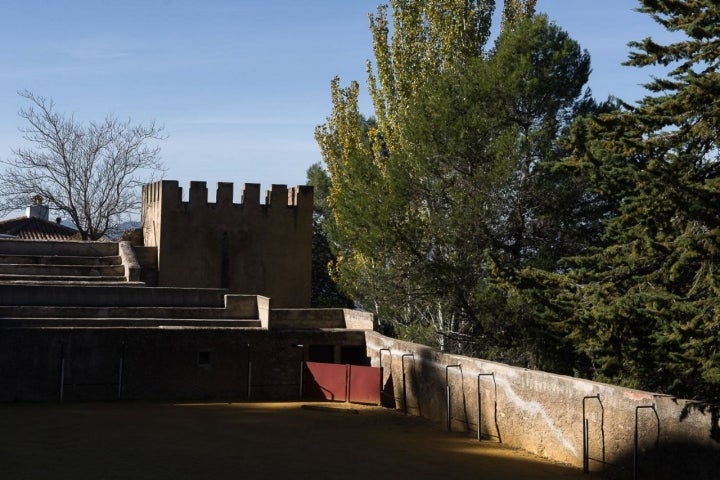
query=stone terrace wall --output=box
[366,332,720,480]
[0,328,367,402]
[142,180,313,308]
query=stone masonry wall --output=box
[365,332,720,480]
[141,180,313,308]
[0,328,367,402]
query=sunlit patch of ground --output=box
[1,401,590,479]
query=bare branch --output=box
[0,91,166,239]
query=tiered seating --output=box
[0,239,262,328]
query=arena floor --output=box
[1,401,591,479]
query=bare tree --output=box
[0,90,166,240]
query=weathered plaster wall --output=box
[365,332,720,479]
[141,180,313,308]
[0,328,367,402]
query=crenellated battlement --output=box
[141,179,313,308]
[142,180,313,211]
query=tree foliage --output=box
[316,2,600,367]
[560,0,720,399]
[500,0,537,32]
[387,14,599,366]
[0,91,165,240]
[366,0,495,155]
[306,162,353,309]
[317,0,498,340]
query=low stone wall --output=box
[365,332,720,480]
[270,308,374,330]
[132,245,158,286]
[0,328,367,402]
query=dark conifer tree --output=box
[562,0,720,400]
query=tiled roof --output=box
[0,216,79,240]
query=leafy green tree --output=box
[501,0,537,31]
[317,2,601,367]
[306,162,353,308]
[560,0,720,399]
[316,0,498,337]
[388,14,597,366]
[366,0,495,155]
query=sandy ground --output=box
[0,401,593,480]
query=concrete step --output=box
[0,318,262,328]
[0,255,122,268]
[0,254,122,266]
[0,239,118,257]
[0,305,256,320]
[0,284,229,308]
[0,274,128,283]
[0,280,144,287]
[0,264,126,277]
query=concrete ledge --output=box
[132,246,158,286]
[0,238,118,257]
[343,309,376,330]
[0,284,229,307]
[223,295,263,319]
[118,241,141,282]
[0,255,121,266]
[0,305,260,319]
[0,264,124,276]
[256,296,271,329]
[0,318,263,328]
[270,308,374,330]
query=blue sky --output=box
[0,1,679,207]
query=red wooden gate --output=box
[303,362,380,404]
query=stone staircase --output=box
[0,239,263,328]
[0,240,132,285]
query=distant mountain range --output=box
[58,219,141,240]
[107,221,141,240]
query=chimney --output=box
[26,195,49,221]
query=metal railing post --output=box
[294,344,305,399]
[582,395,600,474]
[477,372,496,441]
[401,353,414,415]
[246,343,252,399]
[445,365,462,432]
[58,344,65,403]
[118,343,126,400]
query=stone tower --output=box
[142,180,313,308]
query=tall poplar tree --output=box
[390,14,596,365]
[315,0,497,337]
[561,0,720,399]
[315,2,597,366]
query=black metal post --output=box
[477,372,495,441]
[118,343,125,400]
[401,353,414,415]
[59,343,65,403]
[246,343,252,399]
[445,365,461,432]
[584,418,589,473]
[582,394,600,474]
[294,344,305,399]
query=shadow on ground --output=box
[1,401,594,479]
